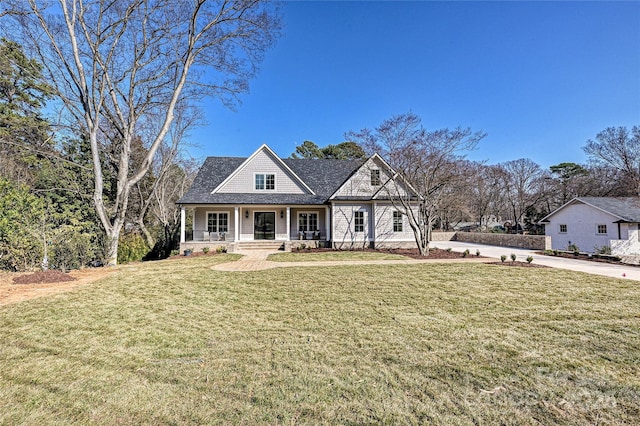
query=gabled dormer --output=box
[329,154,415,200]
[212,144,315,195]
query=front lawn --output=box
[0,254,638,424]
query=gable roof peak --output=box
[211,144,315,195]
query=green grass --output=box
[268,250,409,262]
[1,255,639,425]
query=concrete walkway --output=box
[212,245,640,281]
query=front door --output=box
[254,212,276,240]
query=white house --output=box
[539,197,640,264]
[176,144,418,252]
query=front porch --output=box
[179,204,331,252]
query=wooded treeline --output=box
[0,37,197,271]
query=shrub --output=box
[170,250,179,256]
[446,248,452,253]
[215,246,227,254]
[500,255,507,263]
[50,226,95,272]
[595,245,611,255]
[510,253,516,262]
[0,179,45,271]
[462,249,470,258]
[567,243,579,253]
[475,249,481,257]
[117,233,149,264]
[526,256,533,264]
[202,247,210,254]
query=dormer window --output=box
[255,173,275,190]
[371,169,381,186]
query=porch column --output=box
[180,206,186,243]
[372,202,377,242]
[286,207,291,240]
[325,205,331,241]
[234,206,239,242]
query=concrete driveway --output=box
[438,241,640,282]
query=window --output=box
[370,169,381,186]
[559,224,567,233]
[255,173,275,190]
[265,174,275,190]
[298,212,318,232]
[354,211,364,232]
[393,211,403,232]
[207,212,228,233]
[596,224,607,235]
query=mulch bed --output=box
[12,270,77,285]
[291,247,485,260]
[377,248,485,260]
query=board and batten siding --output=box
[216,150,307,194]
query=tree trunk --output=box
[103,221,124,267]
[137,218,155,249]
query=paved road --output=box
[214,245,640,281]
[439,241,640,282]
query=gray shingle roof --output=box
[578,197,640,222]
[177,156,364,205]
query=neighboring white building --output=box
[539,197,640,264]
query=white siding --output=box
[216,150,307,194]
[545,203,621,252]
[332,203,373,248]
[373,203,416,242]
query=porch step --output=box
[236,241,285,251]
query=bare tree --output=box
[497,158,547,233]
[466,163,506,231]
[583,126,640,196]
[5,0,281,265]
[346,112,485,256]
[131,101,202,249]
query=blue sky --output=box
[189,1,640,168]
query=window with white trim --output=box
[559,224,567,233]
[354,211,364,232]
[207,212,228,233]
[393,211,403,232]
[596,224,607,235]
[298,212,318,232]
[255,173,275,190]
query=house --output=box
[176,144,418,252]
[539,197,640,264]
